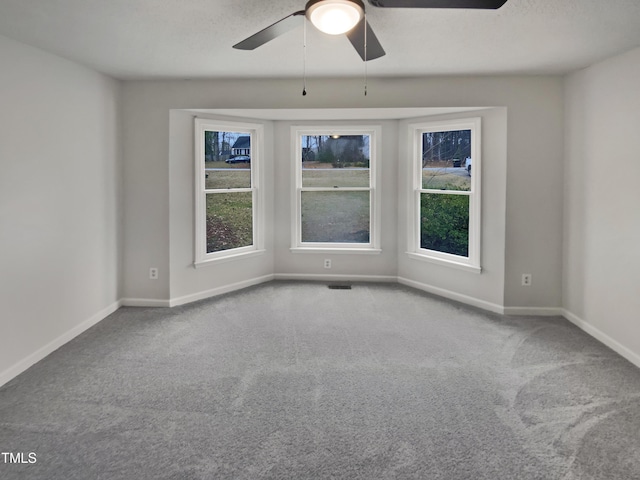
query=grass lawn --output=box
[203,166,470,250]
[422,170,471,191]
[302,168,369,188]
[205,161,251,189]
[206,192,252,253]
[205,161,242,169]
[301,191,370,243]
[301,167,370,242]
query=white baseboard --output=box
[4,281,636,391]
[0,300,122,388]
[273,273,397,283]
[120,298,172,307]
[397,276,505,314]
[123,276,560,318]
[503,306,564,316]
[169,274,275,307]
[562,309,640,369]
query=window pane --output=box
[301,191,370,243]
[301,135,370,187]
[206,192,253,253]
[204,131,251,189]
[420,193,469,257]
[421,130,471,191]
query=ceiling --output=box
[0,0,639,80]
[192,107,489,120]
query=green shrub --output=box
[420,193,469,257]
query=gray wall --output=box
[0,35,122,381]
[2,28,638,387]
[397,108,508,311]
[564,46,640,364]
[272,119,399,280]
[168,110,275,304]
[122,76,564,311]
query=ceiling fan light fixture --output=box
[306,0,365,35]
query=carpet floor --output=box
[1,281,639,479]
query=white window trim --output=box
[194,118,265,267]
[290,125,382,253]
[407,117,481,272]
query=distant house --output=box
[231,136,250,157]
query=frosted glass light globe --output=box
[306,0,364,35]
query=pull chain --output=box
[364,12,367,96]
[302,18,307,96]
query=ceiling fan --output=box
[233,0,509,61]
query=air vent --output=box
[328,284,352,290]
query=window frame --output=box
[194,118,265,267]
[407,117,482,273]
[290,125,381,254]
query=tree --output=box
[422,130,471,166]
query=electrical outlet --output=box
[149,268,159,280]
[522,274,532,286]
[324,259,332,269]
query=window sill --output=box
[194,249,266,268]
[290,247,382,255]
[405,252,481,274]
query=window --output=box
[291,126,381,253]
[194,119,264,265]
[408,118,481,272]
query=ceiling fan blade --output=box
[346,19,386,61]
[233,11,305,50]
[367,0,508,8]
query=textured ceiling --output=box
[0,0,639,80]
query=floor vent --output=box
[328,284,352,290]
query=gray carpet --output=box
[1,281,640,479]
